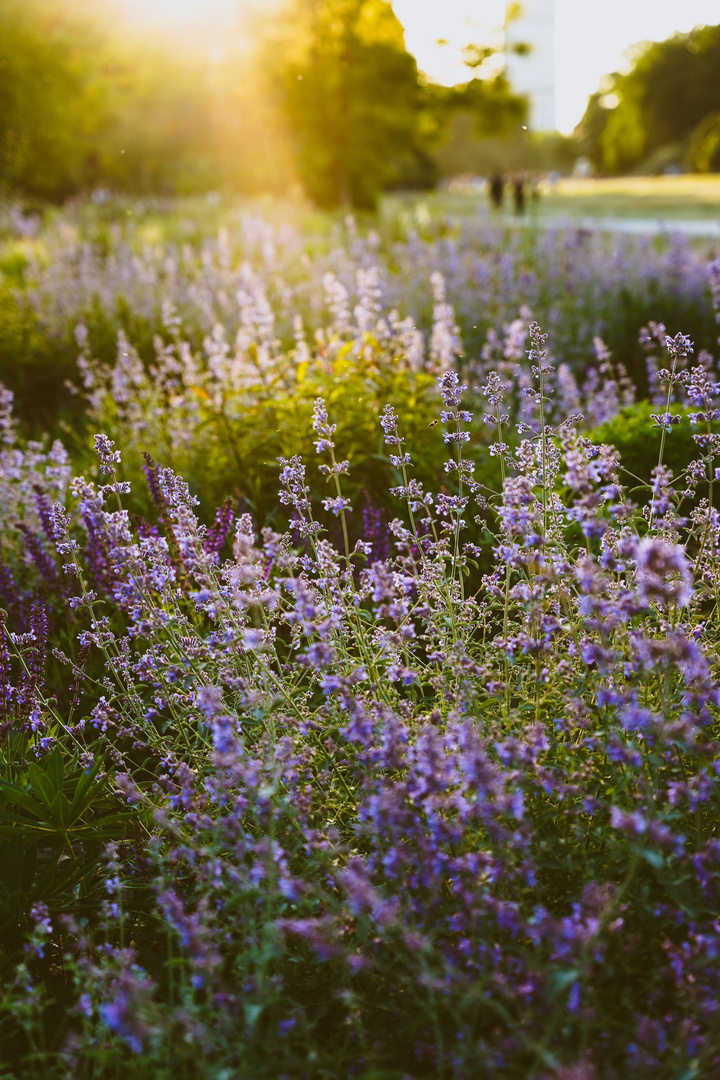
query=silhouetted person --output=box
[513,174,526,216]
[529,174,541,210]
[489,174,505,213]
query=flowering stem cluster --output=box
[2,233,720,1076]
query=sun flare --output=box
[110,0,261,47]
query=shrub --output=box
[2,197,719,438]
[591,400,698,486]
[1,324,720,1076]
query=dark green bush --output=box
[591,400,699,487]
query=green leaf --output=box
[549,968,580,999]
[46,745,65,790]
[27,760,60,809]
[48,790,71,829]
[67,760,107,822]
[641,848,664,870]
[244,1003,263,1031]
[0,779,49,822]
[0,837,34,897]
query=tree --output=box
[428,75,528,143]
[686,110,720,174]
[269,0,433,209]
[0,0,297,201]
[0,0,527,205]
[577,23,720,175]
[420,6,531,182]
[0,0,109,200]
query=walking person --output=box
[489,173,505,213]
[512,174,526,216]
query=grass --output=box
[382,174,720,226]
[542,175,720,220]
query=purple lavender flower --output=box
[361,493,389,560]
[94,434,121,475]
[0,560,27,630]
[634,537,693,609]
[98,964,155,1054]
[17,525,60,587]
[204,497,234,559]
[25,902,53,960]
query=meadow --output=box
[2,195,720,1078]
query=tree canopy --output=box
[267,0,527,208]
[0,0,109,200]
[578,23,720,175]
[0,0,297,201]
[0,0,527,207]
[266,0,436,209]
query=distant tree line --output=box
[577,23,720,175]
[6,0,715,205]
[0,0,526,209]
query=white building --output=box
[504,0,557,132]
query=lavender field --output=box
[2,199,720,1078]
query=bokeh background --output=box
[2,0,720,207]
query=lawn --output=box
[383,173,720,226]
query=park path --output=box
[519,214,720,237]
[562,216,720,237]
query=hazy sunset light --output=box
[115,0,720,132]
[394,0,720,132]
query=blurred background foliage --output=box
[0,0,298,202]
[266,0,436,209]
[2,0,720,210]
[577,23,720,177]
[0,0,528,211]
[0,0,109,202]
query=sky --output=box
[115,0,720,133]
[393,0,720,132]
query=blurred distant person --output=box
[529,174,541,209]
[489,174,505,213]
[512,174,526,216]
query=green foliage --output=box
[591,401,699,488]
[0,0,528,210]
[0,0,298,202]
[270,0,434,209]
[86,332,448,529]
[0,743,134,951]
[91,45,296,199]
[0,0,108,200]
[578,23,720,175]
[434,118,575,178]
[0,747,127,846]
[426,73,528,143]
[598,98,647,176]
[687,110,720,174]
[0,286,78,438]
